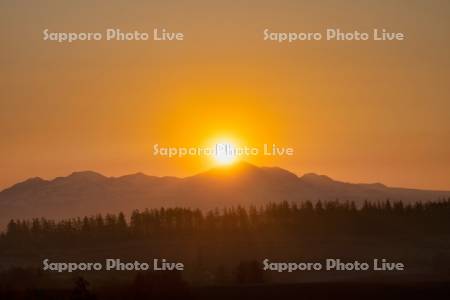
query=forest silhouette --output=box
[1,199,450,299]
[3,199,450,245]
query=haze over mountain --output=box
[0,162,449,228]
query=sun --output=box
[213,140,238,165]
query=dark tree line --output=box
[2,199,450,247]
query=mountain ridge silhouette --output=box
[0,162,449,228]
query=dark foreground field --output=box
[197,282,450,300]
[1,201,449,299]
[1,281,449,300]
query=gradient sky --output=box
[1,0,449,190]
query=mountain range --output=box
[1,162,449,228]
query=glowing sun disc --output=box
[213,141,237,165]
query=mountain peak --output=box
[216,161,258,170]
[199,161,265,177]
[25,177,46,183]
[300,173,334,184]
[60,171,107,183]
[1,177,48,194]
[68,171,105,179]
[188,161,299,185]
[117,172,155,182]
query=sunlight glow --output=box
[213,140,238,165]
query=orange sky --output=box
[1,1,450,190]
